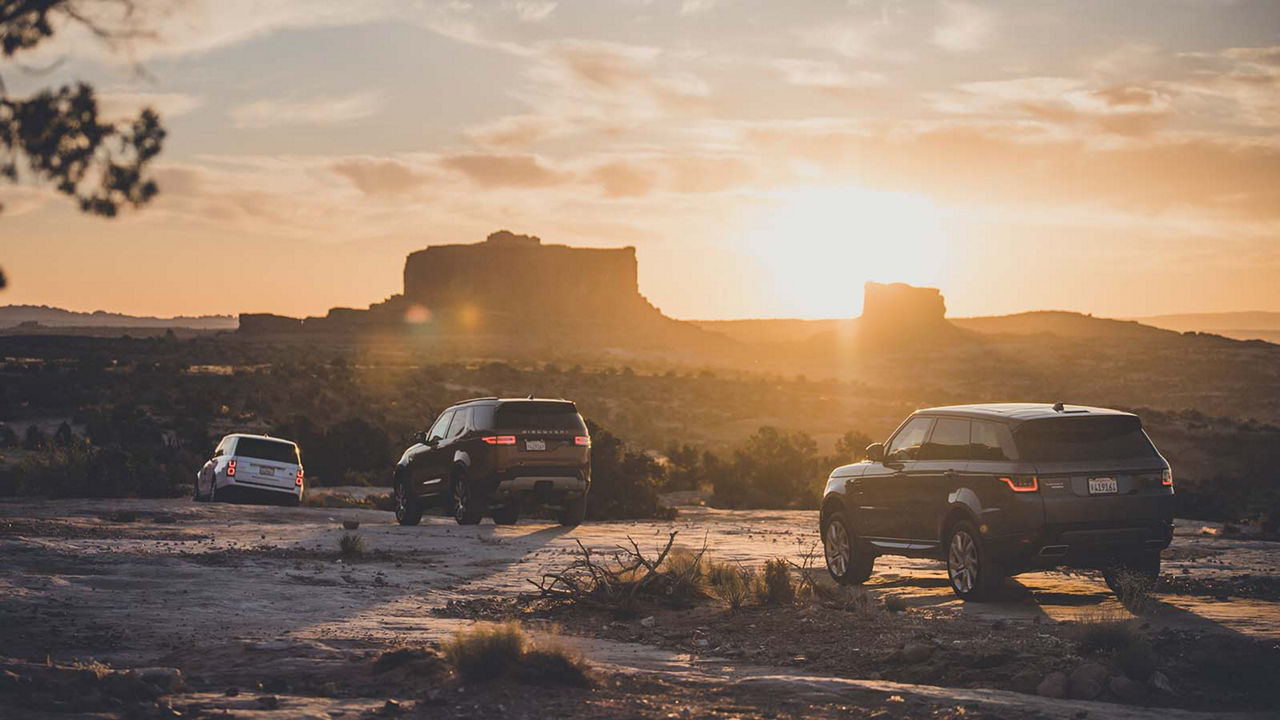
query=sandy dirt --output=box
[1,495,1277,718]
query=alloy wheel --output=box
[824,518,850,577]
[948,530,979,593]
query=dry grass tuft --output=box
[1072,609,1141,653]
[758,558,796,606]
[338,532,366,558]
[706,561,754,611]
[444,623,592,687]
[883,594,908,613]
[1111,569,1157,614]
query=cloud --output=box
[738,119,1280,226]
[933,1,995,53]
[771,59,887,90]
[228,91,385,129]
[936,77,1175,137]
[440,153,570,188]
[680,0,720,15]
[97,91,206,122]
[332,159,433,195]
[590,161,658,198]
[506,1,558,22]
[466,115,569,147]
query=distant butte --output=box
[238,231,711,346]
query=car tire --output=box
[491,504,520,526]
[450,469,483,526]
[1102,551,1161,595]
[395,476,423,527]
[556,495,587,527]
[209,477,219,503]
[822,510,874,585]
[946,520,1004,601]
[193,475,205,502]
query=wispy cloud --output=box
[97,91,206,122]
[933,1,995,53]
[507,1,558,22]
[228,91,385,129]
[771,59,887,90]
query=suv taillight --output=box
[1161,469,1173,487]
[483,436,516,445]
[999,475,1037,493]
[226,459,237,477]
[574,436,591,447]
[296,469,304,486]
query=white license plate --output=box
[524,439,546,451]
[1088,477,1117,494]
[258,466,275,477]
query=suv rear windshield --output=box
[234,438,300,464]
[493,402,586,431]
[1014,416,1157,463]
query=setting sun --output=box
[745,185,950,317]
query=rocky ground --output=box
[2,493,1278,719]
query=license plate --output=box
[258,466,275,477]
[525,439,546,451]
[1088,477,1117,494]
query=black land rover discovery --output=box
[820,403,1174,600]
[393,398,591,526]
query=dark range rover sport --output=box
[394,398,591,527]
[820,403,1174,600]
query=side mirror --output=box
[865,443,884,462]
[412,431,428,446]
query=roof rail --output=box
[456,396,499,404]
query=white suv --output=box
[195,434,304,505]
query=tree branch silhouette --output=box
[1,0,168,289]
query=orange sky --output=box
[2,1,1279,319]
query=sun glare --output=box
[744,185,950,318]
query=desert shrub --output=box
[304,492,394,512]
[1111,569,1156,614]
[711,427,823,509]
[443,623,591,687]
[883,594,908,613]
[815,584,880,616]
[518,645,592,688]
[338,532,366,558]
[758,558,796,606]
[659,547,711,603]
[7,442,185,499]
[445,623,528,683]
[584,422,675,521]
[706,561,754,611]
[1073,611,1141,654]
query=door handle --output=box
[944,470,958,478]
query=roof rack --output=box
[456,397,499,404]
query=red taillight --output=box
[296,469,304,486]
[574,436,591,447]
[483,435,516,445]
[999,475,1037,493]
[1161,469,1173,487]
[226,459,237,477]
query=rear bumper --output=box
[489,467,589,501]
[220,477,301,497]
[988,520,1173,571]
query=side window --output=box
[446,408,470,438]
[920,418,971,461]
[886,417,933,462]
[428,410,454,442]
[470,405,496,431]
[970,420,1018,461]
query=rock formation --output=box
[239,230,709,347]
